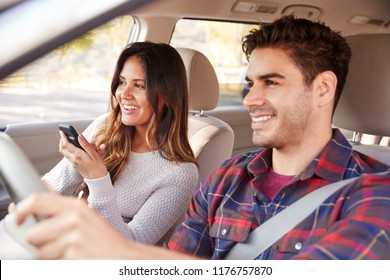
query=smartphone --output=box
[59,124,84,151]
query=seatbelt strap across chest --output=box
[224,176,360,260]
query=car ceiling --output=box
[1,0,389,79]
[135,0,390,35]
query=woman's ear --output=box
[314,71,337,107]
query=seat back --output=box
[156,48,234,246]
[332,33,390,165]
[177,47,235,183]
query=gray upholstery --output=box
[156,48,234,246]
[177,47,235,182]
[332,34,390,165]
[350,143,390,165]
[333,34,390,136]
[178,48,219,111]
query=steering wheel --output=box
[0,132,47,259]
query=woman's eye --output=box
[135,83,145,89]
[119,80,126,86]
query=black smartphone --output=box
[59,124,84,151]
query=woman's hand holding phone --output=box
[58,125,108,180]
[59,124,84,151]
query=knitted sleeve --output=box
[86,161,199,245]
[42,113,108,195]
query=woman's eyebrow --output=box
[119,75,144,82]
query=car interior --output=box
[332,33,390,165]
[0,0,389,259]
[179,47,235,183]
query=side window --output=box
[170,19,258,107]
[0,16,134,126]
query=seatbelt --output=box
[224,176,360,260]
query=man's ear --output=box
[314,71,337,107]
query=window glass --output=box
[0,16,134,126]
[170,19,258,107]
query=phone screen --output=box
[59,124,84,150]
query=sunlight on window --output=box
[0,16,133,125]
[171,19,257,107]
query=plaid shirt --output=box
[167,129,390,259]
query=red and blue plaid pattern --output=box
[167,129,390,259]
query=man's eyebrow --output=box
[245,72,285,81]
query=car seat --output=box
[177,47,235,183]
[156,48,234,245]
[332,33,390,165]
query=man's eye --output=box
[265,80,277,86]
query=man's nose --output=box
[243,84,266,108]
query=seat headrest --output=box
[333,34,390,137]
[176,48,219,111]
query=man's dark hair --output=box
[242,15,352,111]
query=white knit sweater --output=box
[42,114,199,244]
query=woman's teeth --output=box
[123,104,138,110]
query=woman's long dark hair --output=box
[94,42,196,183]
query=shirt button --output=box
[295,242,302,251]
[221,229,227,236]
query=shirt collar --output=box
[246,129,353,182]
[299,129,353,182]
[247,148,272,176]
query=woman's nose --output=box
[121,86,134,99]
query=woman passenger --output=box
[42,42,199,245]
